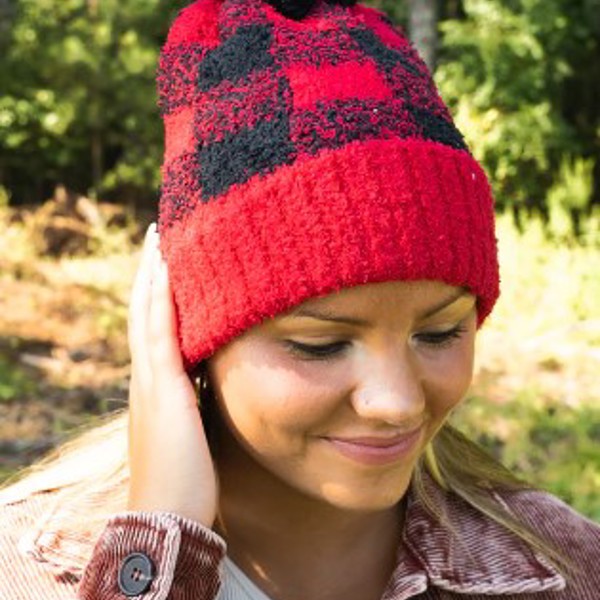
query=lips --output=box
[322,427,424,466]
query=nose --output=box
[351,345,426,426]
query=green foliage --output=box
[0,185,11,208]
[547,156,598,243]
[454,395,600,521]
[0,0,188,203]
[436,0,600,233]
[0,354,37,402]
[374,0,408,25]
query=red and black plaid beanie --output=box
[157,0,499,371]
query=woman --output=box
[1,0,598,598]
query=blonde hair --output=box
[0,405,571,573]
[0,411,129,535]
[417,426,571,572]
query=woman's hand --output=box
[126,224,218,527]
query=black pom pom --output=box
[264,0,358,21]
[264,0,318,20]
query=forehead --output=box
[286,280,471,314]
[272,281,475,323]
[211,281,476,363]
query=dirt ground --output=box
[0,261,133,474]
[0,201,144,478]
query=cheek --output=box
[212,354,342,441]
[423,336,475,419]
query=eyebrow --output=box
[287,289,473,326]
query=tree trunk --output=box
[408,0,439,72]
[0,0,15,38]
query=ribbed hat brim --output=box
[161,136,499,370]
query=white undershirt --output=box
[217,557,274,600]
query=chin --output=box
[315,478,412,513]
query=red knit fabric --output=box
[164,107,196,164]
[164,0,221,47]
[157,0,499,370]
[286,61,392,109]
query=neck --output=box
[214,433,403,600]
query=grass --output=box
[455,215,600,520]
[0,354,38,402]
[0,208,598,520]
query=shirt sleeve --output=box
[77,511,226,600]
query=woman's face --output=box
[209,280,477,512]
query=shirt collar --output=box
[385,476,566,598]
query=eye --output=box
[413,325,467,348]
[284,340,349,360]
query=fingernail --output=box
[145,223,156,239]
[147,226,161,254]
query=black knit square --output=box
[198,24,275,91]
[347,27,421,77]
[406,105,467,151]
[199,111,296,200]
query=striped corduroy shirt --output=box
[1,478,599,599]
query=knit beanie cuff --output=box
[160,136,498,370]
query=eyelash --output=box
[284,325,467,361]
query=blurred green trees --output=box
[0,0,598,238]
[0,0,187,205]
[436,0,600,240]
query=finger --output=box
[128,225,159,387]
[149,259,196,411]
[148,253,185,373]
[128,224,158,353]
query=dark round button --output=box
[118,552,155,596]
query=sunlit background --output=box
[0,0,598,519]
